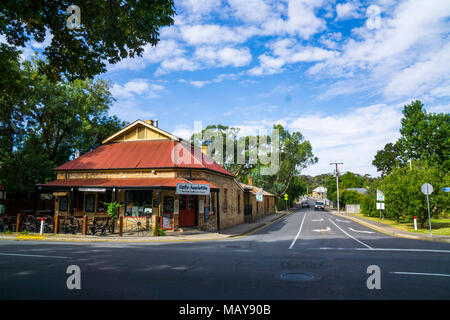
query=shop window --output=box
[85,194,95,212]
[125,190,153,217]
[59,196,68,212]
[73,190,84,212]
[164,196,174,213]
[97,190,112,212]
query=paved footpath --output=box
[0,211,292,243]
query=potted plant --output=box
[102,201,122,233]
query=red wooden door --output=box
[179,195,196,227]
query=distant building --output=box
[239,181,276,223]
[312,186,327,199]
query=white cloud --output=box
[109,40,187,72]
[307,0,450,101]
[172,126,194,140]
[111,79,164,99]
[195,46,252,67]
[249,38,338,76]
[261,0,326,39]
[156,57,201,75]
[181,24,249,45]
[288,103,404,176]
[383,42,450,98]
[335,1,361,21]
[227,0,275,23]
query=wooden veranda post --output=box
[54,215,59,234]
[16,213,22,232]
[82,215,87,235]
[119,216,123,237]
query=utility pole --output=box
[330,162,343,213]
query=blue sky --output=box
[18,0,450,177]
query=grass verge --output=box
[346,213,450,236]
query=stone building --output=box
[38,120,248,232]
[240,180,276,223]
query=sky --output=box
[17,0,450,177]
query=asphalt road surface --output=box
[1,200,449,299]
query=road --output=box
[1,199,449,299]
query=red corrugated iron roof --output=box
[55,140,233,177]
[41,178,218,189]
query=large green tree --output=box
[373,100,449,174]
[380,162,449,226]
[372,142,402,176]
[0,0,176,80]
[397,100,449,171]
[0,59,126,194]
[191,124,260,180]
[250,124,318,199]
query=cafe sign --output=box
[176,183,210,195]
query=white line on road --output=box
[390,272,450,277]
[336,219,351,223]
[310,248,450,254]
[348,227,375,234]
[289,213,307,250]
[0,252,70,259]
[311,218,324,222]
[328,219,372,249]
[312,227,331,233]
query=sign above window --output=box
[79,188,106,192]
[176,183,210,195]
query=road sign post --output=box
[421,183,433,236]
[376,202,385,223]
[284,194,289,210]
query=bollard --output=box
[413,216,417,231]
[82,215,87,235]
[40,217,44,235]
[119,216,123,237]
[16,213,22,233]
[54,215,59,234]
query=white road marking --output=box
[336,219,351,223]
[390,272,450,277]
[328,219,373,249]
[311,248,450,254]
[289,213,307,250]
[311,219,324,222]
[348,227,375,234]
[0,252,70,259]
[312,227,331,232]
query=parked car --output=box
[314,201,325,211]
[302,201,310,208]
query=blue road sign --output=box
[443,187,450,192]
